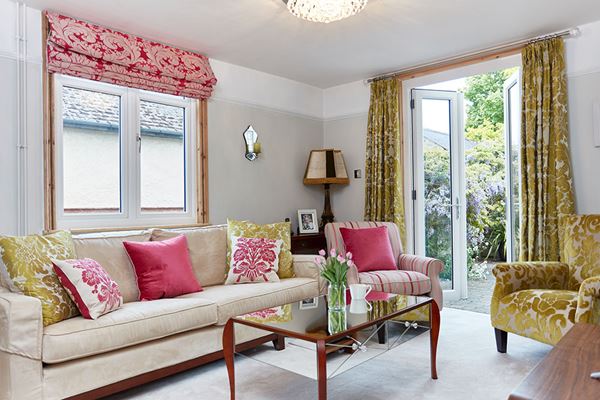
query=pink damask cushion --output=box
[225,237,283,284]
[123,235,202,300]
[52,258,123,319]
[340,226,397,273]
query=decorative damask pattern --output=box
[561,214,600,290]
[45,11,216,99]
[53,258,123,319]
[0,231,79,326]
[364,78,407,248]
[225,237,283,284]
[241,304,293,323]
[520,38,575,262]
[576,276,600,324]
[227,219,294,279]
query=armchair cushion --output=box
[339,226,396,272]
[358,270,431,295]
[491,289,577,346]
[560,214,600,290]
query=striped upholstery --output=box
[359,270,431,295]
[325,222,443,309]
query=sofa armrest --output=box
[0,287,44,400]
[491,262,569,316]
[398,254,444,309]
[292,255,327,294]
[576,275,600,324]
[0,287,43,359]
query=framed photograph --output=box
[299,297,319,310]
[298,209,319,234]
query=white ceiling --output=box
[24,0,600,88]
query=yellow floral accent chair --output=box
[491,215,600,351]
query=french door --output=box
[504,71,521,262]
[411,89,467,300]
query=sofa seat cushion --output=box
[180,278,318,325]
[492,289,577,346]
[358,270,431,295]
[42,297,217,363]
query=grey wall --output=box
[208,99,324,231]
[568,72,600,214]
[323,114,368,221]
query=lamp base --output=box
[320,183,335,229]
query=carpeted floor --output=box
[108,308,551,400]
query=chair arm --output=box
[575,275,600,324]
[491,262,569,316]
[0,287,44,400]
[398,254,444,309]
[292,255,327,294]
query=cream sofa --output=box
[0,225,323,400]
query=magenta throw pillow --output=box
[339,226,397,273]
[52,258,123,319]
[123,235,202,300]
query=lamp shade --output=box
[303,149,349,185]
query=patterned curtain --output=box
[520,38,575,261]
[364,78,407,248]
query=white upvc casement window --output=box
[54,75,196,229]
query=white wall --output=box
[0,0,325,235]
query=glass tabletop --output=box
[233,291,431,341]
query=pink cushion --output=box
[339,226,397,273]
[225,236,282,284]
[52,258,123,319]
[123,235,202,300]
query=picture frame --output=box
[297,209,319,234]
[299,297,319,310]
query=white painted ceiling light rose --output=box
[285,0,368,23]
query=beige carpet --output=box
[108,308,551,400]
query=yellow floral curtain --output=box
[520,38,575,261]
[364,78,407,248]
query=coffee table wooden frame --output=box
[223,297,440,400]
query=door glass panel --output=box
[61,86,122,214]
[140,100,186,213]
[507,82,521,261]
[422,98,454,290]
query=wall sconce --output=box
[243,125,261,161]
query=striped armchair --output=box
[324,222,443,309]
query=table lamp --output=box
[303,149,349,229]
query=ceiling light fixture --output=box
[283,0,368,24]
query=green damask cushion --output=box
[561,214,600,290]
[227,219,294,279]
[0,231,79,326]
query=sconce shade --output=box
[303,149,349,185]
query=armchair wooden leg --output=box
[495,328,507,353]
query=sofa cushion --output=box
[151,226,227,287]
[73,231,151,303]
[42,297,217,363]
[180,278,318,325]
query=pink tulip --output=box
[330,249,337,257]
[347,260,354,267]
[337,255,345,263]
[319,249,326,256]
[346,252,353,260]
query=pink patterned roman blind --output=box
[45,11,217,99]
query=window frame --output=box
[52,74,198,230]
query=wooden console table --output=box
[509,323,600,400]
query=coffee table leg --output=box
[316,340,327,400]
[223,319,236,399]
[430,300,440,380]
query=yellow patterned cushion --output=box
[492,289,577,346]
[227,219,294,279]
[0,231,79,326]
[561,214,600,291]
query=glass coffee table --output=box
[222,291,440,400]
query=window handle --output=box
[137,135,142,153]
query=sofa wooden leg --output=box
[272,334,286,351]
[495,328,507,353]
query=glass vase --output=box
[327,283,346,311]
[328,310,347,335]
